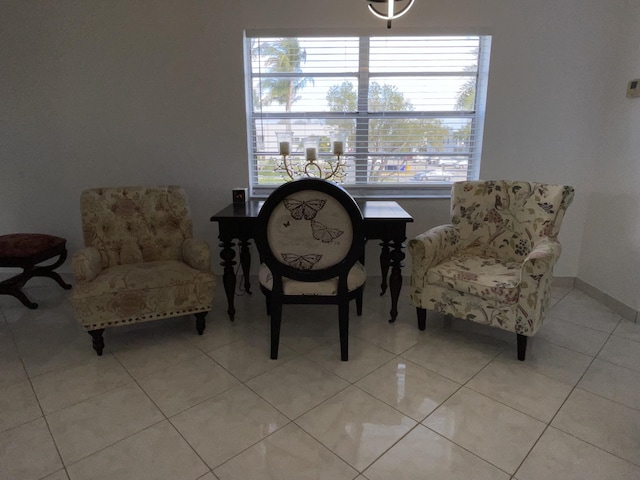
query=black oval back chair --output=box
[255,178,366,361]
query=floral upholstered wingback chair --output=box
[408,180,574,360]
[255,178,366,361]
[70,186,216,355]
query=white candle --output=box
[305,147,317,161]
[279,141,290,155]
[332,141,344,155]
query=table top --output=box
[211,200,414,223]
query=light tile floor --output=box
[1,277,640,480]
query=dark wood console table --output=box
[211,200,413,323]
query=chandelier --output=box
[365,0,415,28]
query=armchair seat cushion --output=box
[259,261,366,296]
[71,260,215,330]
[427,253,521,304]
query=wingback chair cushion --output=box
[409,180,574,338]
[70,186,215,332]
[258,189,366,295]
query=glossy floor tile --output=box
[1,278,639,479]
[424,387,546,474]
[551,388,640,466]
[515,427,640,480]
[214,423,357,480]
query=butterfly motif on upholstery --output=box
[281,253,322,270]
[283,198,326,220]
[283,221,290,227]
[311,220,344,243]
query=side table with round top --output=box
[0,234,72,309]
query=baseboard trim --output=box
[574,278,638,323]
[552,276,576,288]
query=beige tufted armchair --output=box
[408,180,574,361]
[70,186,216,355]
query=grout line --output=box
[4,284,640,478]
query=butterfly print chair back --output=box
[255,178,366,361]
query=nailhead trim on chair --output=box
[84,305,212,330]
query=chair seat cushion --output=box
[427,254,521,304]
[259,261,366,296]
[70,260,215,330]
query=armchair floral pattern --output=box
[408,180,574,360]
[70,186,216,355]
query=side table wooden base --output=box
[0,234,72,309]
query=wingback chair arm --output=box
[71,247,103,283]
[182,238,211,271]
[522,238,562,276]
[408,224,461,270]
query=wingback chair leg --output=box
[270,300,282,360]
[417,307,427,331]
[339,301,349,361]
[517,334,527,361]
[88,329,105,356]
[195,312,206,335]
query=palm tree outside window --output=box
[245,33,492,198]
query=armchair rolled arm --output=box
[408,224,461,270]
[72,247,103,283]
[522,238,562,276]
[182,238,211,271]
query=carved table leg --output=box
[0,249,71,309]
[6,286,38,309]
[379,240,391,296]
[239,238,252,294]
[219,240,237,321]
[388,241,406,323]
[31,250,72,290]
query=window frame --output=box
[244,29,492,199]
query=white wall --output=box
[577,0,640,311]
[1,1,636,308]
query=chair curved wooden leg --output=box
[517,334,527,361]
[356,288,363,316]
[417,307,426,330]
[270,300,282,360]
[88,329,105,356]
[339,301,349,361]
[195,312,206,335]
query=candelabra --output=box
[275,132,347,181]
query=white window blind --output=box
[245,34,491,198]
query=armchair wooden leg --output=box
[417,307,426,331]
[88,329,105,356]
[517,334,527,361]
[195,312,206,335]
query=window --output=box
[245,32,491,197]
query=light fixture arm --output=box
[366,0,415,28]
